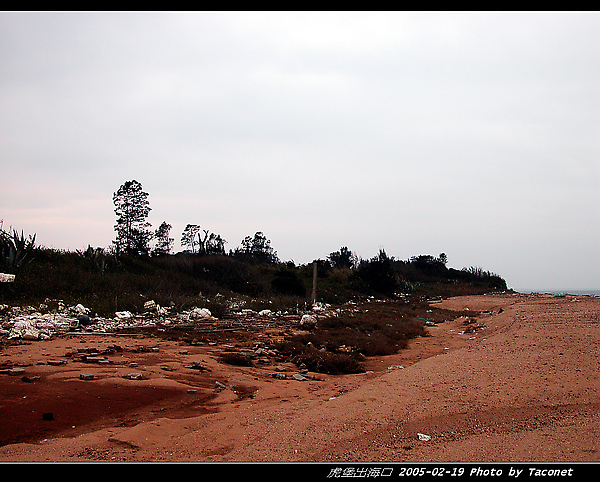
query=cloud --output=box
[1,11,599,290]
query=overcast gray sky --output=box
[1,11,599,291]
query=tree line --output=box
[112,180,277,263]
[1,180,507,313]
[110,180,507,294]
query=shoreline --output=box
[514,289,600,297]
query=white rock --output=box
[189,308,212,319]
[0,273,15,282]
[73,304,89,314]
[9,319,41,340]
[300,314,317,327]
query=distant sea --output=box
[515,289,600,297]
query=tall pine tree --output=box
[153,221,173,256]
[113,180,152,255]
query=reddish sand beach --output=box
[0,293,598,464]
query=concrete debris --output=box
[183,361,207,371]
[254,346,276,356]
[300,314,317,328]
[312,302,330,312]
[47,360,66,366]
[188,308,212,320]
[143,300,167,316]
[82,356,112,364]
[0,299,202,340]
[73,304,89,315]
[0,273,15,282]
[124,373,143,380]
[8,319,52,341]
[0,297,349,342]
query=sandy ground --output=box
[0,293,599,464]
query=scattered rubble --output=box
[0,298,347,342]
[7,319,53,341]
[0,298,415,388]
[0,299,349,391]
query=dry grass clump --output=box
[276,301,429,374]
[275,341,363,375]
[219,352,254,367]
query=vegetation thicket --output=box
[1,180,510,375]
[1,179,508,318]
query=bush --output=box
[219,352,254,367]
[276,341,363,375]
[0,226,37,272]
[163,254,270,297]
[352,249,399,296]
[270,267,306,296]
[312,307,426,356]
[274,300,429,374]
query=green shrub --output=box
[0,226,36,272]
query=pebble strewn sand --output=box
[1,293,598,463]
